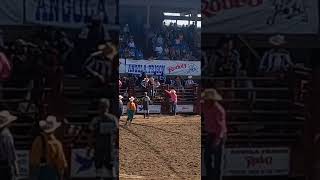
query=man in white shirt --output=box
[185,76,195,88]
[259,35,294,74]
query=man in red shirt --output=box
[201,88,226,179]
[165,89,178,116]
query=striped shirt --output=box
[84,51,112,79]
[259,49,293,73]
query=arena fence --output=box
[201,68,310,177]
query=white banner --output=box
[70,148,113,178]
[224,147,290,176]
[122,105,161,114]
[17,150,29,178]
[177,105,194,113]
[0,0,23,25]
[119,59,201,76]
[202,0,319,34]
[25,0,117,28]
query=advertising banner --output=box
[122,105,161,114]
[25,0,117,27]
[16,150,29,178]
[70,148,113,178]
[202,0,319,34]
[224,147,290,176]
[176,105,194,113]
[119,59,201,76]
[0,0,23,25]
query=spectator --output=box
[201,89,226,179]
[83,43,115,89]
[79,14,111,54]
[259,35,293,74]
[127,37,135,48]
[30,115,67,180]
[118,95,124,119]
[175,76,184,90]
[203,37,240,77]
[215,37,241,76]
[88,98,118,178]
[0,48,12,98]
[148,76,155,97]
[164,89,177,116]
[142,92,151,119]
[185,76,195,88]
[141,76,149,90]
[119,79,122,88]
[0,111,18,180]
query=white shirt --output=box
[259,49,293,73]
[185,79,195,86]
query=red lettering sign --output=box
[167,64,187,74]
[202,0,263,17]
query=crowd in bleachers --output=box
[119,22,200,61]
[119,74,198,98]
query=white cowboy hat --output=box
[269,35,286,46]
[188,76,192,79]
[39,115,61,133]
[201,88,223,101]
[170,89,176,94]
[119,95,123,100]
[0,111,17,128]
[129,97,135,101]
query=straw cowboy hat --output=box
[129,97,135,101]
[0,111,17,129]
[39,115,61,133]
[201,88,223,101]
[119,95,124,100]
[269,35,286,46]
[98,42,118,57]
[188,76,193,79]
[170,89,176,94]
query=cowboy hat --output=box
[188,76,192,79]
[201,88,223,101]
[39,115,61,133]
[269,35,286,46]
[0,111,17,128]
[119,95,124,100]
[170,89,176,94]
[98,42,118,56]
[129,97,135,101]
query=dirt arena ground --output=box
[119,115,201,180]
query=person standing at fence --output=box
[165,89,178,116]
[142,92,151,119]
[118,95,124,119]
[30,115,67,180]
[0,111,18,180]
[201,89,227,179]
[125,97,136,126]
[88,98,118,178]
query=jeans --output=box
[171,102,177,115]
[95,135,112,170]
[204,134,225,179]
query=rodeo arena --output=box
[118,0,201,179]
[0,0,120,180]
[202,0,318,180]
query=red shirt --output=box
[202,102,227,138]
[165,90,177,103]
